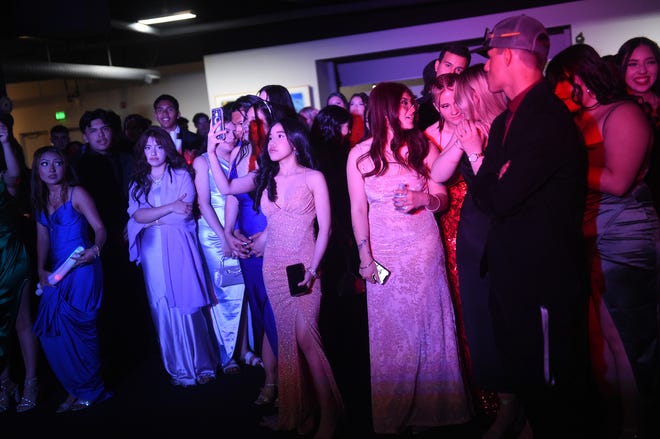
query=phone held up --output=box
[211,107,225,140]
[374,260,390,285]
[286,263,311,297]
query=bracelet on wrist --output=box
[359,259,374,270]
[306,267,319,279]
[425,194,441,212]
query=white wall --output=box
[203,0,660,110]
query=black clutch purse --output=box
[286,263,310,297]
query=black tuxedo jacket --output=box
[472,80,589,389]
[179,129,203,154]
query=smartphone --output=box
[374,260,391,285]
[211,107,225,140]
[286,263,310,297]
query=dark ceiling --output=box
[0,0,571,84]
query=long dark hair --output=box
[258,84,298,121]
[310,104,352,176]
[30,146,78,217]
[359,82,429,179]
[253,117,317,211]
[326,91,348,108]
[311,106,351,151]
[546,44,629,107]
[129,126,192,205]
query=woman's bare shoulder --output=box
[349,138,372,159]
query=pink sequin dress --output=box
[260,170,344,433]
[360,160,471,434]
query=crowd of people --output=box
[0,13,659,439]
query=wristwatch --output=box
[467,152,484,162]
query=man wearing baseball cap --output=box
[471,15,590,438]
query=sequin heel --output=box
[0,379,20,413]
[16,377,39,413]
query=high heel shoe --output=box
[0,379,20,413]
[483,393,521,439]
[55,394,77,414]
[71,399,92,411]
[16,377,38,413]
[65,390,112,413]
[254,383,277,406]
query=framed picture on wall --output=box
[213,92,251,108]
[288,86,312,112]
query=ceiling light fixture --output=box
[138,10,196,26]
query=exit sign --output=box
[55,111,66,120]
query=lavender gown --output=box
[127,167,218,386]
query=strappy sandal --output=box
[16,377,38,413]
[222,359,241,375]
[0,379,19,413]
[242,351,264,368]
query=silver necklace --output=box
[151,174,164,185]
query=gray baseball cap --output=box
[473,14,549,60]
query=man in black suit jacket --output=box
[153,94,202,163]
[471,15,590,438]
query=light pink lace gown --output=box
[361,161,471,434]
[260,171,344,433]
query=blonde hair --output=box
[454,64,507,128]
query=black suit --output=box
[472,81,591,437]
[179,128,203,155]
[75,147,154,387]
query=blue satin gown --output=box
[33,188,107,402]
